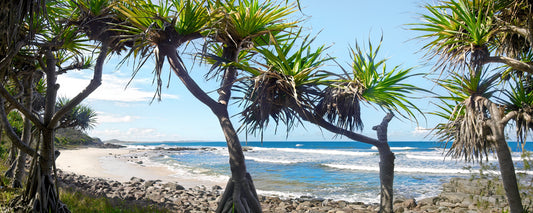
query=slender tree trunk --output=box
[373,113,395,213]
[41,50,57,175]
[495,138,523,213]
[215,110,261,213]
[4,146,17,178]
[165,44,260,212]
[377,147,394,213]
[487,102,523,213]
[215,47,261,213]
[12,152,26,188]
[13,74,34,188]
[297,108,396,212]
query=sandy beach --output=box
[56,147,226,189]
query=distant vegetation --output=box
[55,128,102,147]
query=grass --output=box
[59,188,171,213]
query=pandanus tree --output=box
[114,0,296,212]
[412,0,533,212]
[236,33,425,212]
[0,0,119,211]
[0,0,45,183]
[431,68,532,213]
[55,97,98,131]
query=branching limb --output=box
[485,56,533,74]
[501,111,518,126]
[0,83,44,130]
[50,43,108,128]
[166,48,220,110]
[0,98,37,157]
[372,113,394,142]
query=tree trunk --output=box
[4,146,17,178]
[41,50,58,175]
[495,139,523,213]
[377,147,394,213]
[165,44,260,212]
[487,101,523,213]
[13,74,34,188]
[298,108,396,212]
[12,151,26,188]
[373,113,394,213]
[215,46,261,213]
[215,111,261,213]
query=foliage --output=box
[209,0,297,46]
[431,68,501,162]
[56,97,98,131]
[236,31,331,136]
[411,0,496,71]
[317,38,425,132]
[115,0,211,100]
[6,111,23,137]
[499,75,533,146]
[54,128,101,147]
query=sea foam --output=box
[322,163,474,174]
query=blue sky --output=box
[57,0,458,142]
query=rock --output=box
[393,206,404,213]
[144,180,159,188]
[211,185,222,191]
[98,143,126,148]
[52,169,510,213]
[130,177,145,183]
[418,197,437,206]
[164,182,185,191]
[401,198,417,209]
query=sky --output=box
[56,0,462,142]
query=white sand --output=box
[56,147,226,189]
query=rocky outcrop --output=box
[55,171,521,213]
[95,143,126,149]
[408,177,532,213]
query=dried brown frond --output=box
[238,69,316,136]
[315,82,364,132]
[437,96,497,162]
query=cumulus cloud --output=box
[96,112,139,123]
[57,72,178,102]
[412,126,431,136]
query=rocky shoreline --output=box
[55,169,519,212]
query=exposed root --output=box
[9,157,70,213]
[216,173,261,213]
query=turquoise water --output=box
[124,141,533,203]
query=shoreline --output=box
[56,147,226,189]
[55,146,517,212]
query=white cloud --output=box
[96,112,139,123]
[57,73,178,102]
[412,126,431,136]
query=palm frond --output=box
[432,69,501,162]
[210,0,298,48]
[499,75,533,148]
[411,0,497,72]
[236,31,331,136]
[56,97,98,131]
[115,0,209,101]
[316,38,426,131]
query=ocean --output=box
[121,141,533,203]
